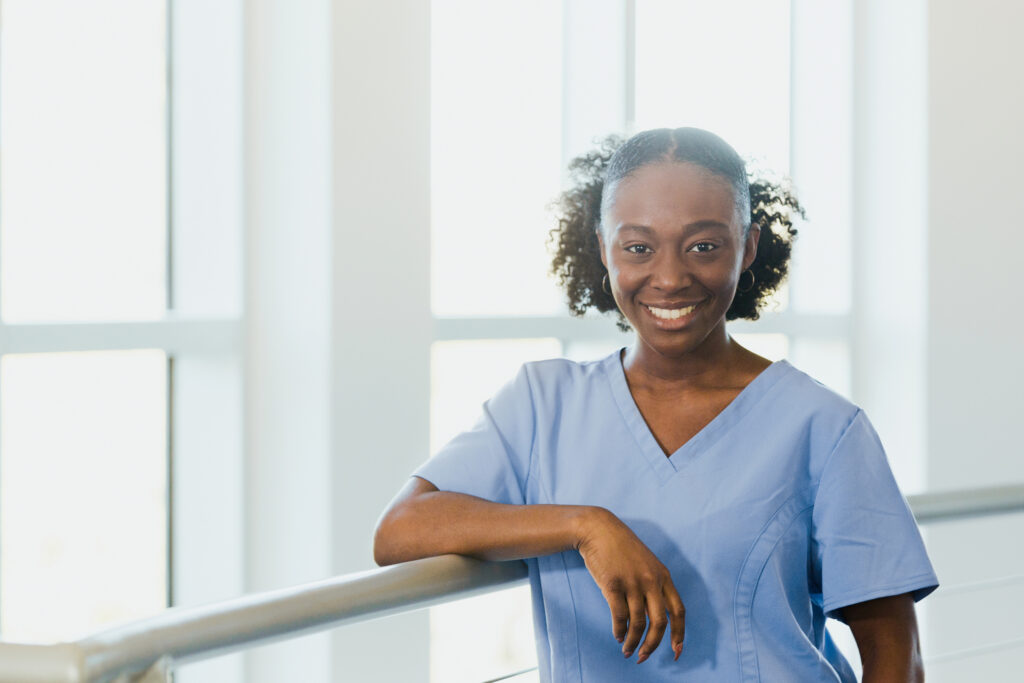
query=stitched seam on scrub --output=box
[522,362,564,506]
[734,496,813,682]
[555,551,585,683]
[732,495,799,680]
[521,363,540,500]
[821,573,939,617]
[809,408,862,501]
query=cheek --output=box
[608,261,643,289]
[687,257,739,286]
[711,264,741,288]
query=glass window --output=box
[0,0,167,322]
[731,332,790,362]
[431,0,565,317]
[0,350,168,642]
[633,0,792,174]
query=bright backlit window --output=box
[634,0,792,173]
[0,0,167,323]
[0,0,172,644]
[0,351,167,642]
[431,0,565,318]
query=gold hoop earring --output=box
[737,269,755,293]
[602,273,612,295]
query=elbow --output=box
[373,503,420,566]
[373,478,440,566]
[372,516,400,567]
[911,650,925,683]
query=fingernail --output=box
[616,636,624,643]
[636,653,648,664]
[623,649,633,658]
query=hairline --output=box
[598,158,752,237]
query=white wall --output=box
[852,0,929,493]
[926,0,1024,489]
[853,0,1024,677]
[241,1,432,680]
[843,0,1024,677]
[243,0,333,680]
[923,0,1024,678]
[329,0,432,680]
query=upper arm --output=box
[842,593,924,681]
[811,410,938,618]
[376,476,438,530]
[409,364,537,505]
[393,475,439,509]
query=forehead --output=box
[605,161,739,234]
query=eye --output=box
[688,241,718,253]
[625,244,651,255]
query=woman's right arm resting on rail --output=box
[373,475,592,565]
[373,475,686,663]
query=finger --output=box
[602,587,629,644]
[635,590,668,664]
[663,582,687,661]
[622,591,647,658]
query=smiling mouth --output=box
[645,303,699,320]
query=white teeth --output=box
[646,304,697,320]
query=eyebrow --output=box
[617,220,732,235]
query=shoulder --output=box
[521,354,608,382]
[767,361,866,458]
[520,350,614,386]
[486,354,611,418]
[513,352,616,408]
[773,361,859,419]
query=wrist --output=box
[569,505,610,551]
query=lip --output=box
[640,301,704,309]
[641,300,702,329]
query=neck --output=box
[622,322,741,389]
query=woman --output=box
[374,128,938,681]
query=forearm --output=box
[861,649,924,683]
[845,594,925,683]
[374,489,598,565]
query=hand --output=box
[575,507,686,663]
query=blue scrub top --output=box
[413,350,938,682]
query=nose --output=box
[649,251,692,292]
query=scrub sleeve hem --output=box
[822,572,940,621]
[410,472,442,489]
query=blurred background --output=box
[0,0,1020,681]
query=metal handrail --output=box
[909,484,1024,523]
[0,484,1021,683]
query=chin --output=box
[637,332,706,358]
[632,317,725,358]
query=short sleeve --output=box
[412,364,535,505]
[811,410,939,621]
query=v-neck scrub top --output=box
[413,350,938,682]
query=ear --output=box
[596,228,608,269]
[741,223,761,271]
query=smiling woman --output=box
[599,162,752,358]
[375,128,937,682]
[550,131,801,335]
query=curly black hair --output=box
[549,128,804,332]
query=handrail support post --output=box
[112,657,170,683]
